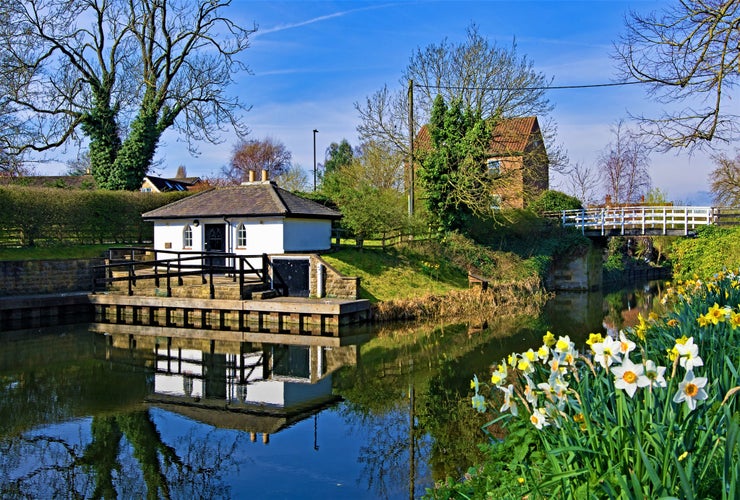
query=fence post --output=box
[166,262,172,297]
[239,258,245,299]
[127,262,134,296]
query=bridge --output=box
[546,206,740,237]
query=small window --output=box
[183,225,193,248]
[237,223,247,248]
[487,159,501,176]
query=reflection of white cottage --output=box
[142,174,341,257]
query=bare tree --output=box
[273,165,311,192]
[1,0,255,189]
[355,24,556,160]
[598,121,652,205]
[223,137,292,184]
[616,0,740,150]
[564,161,601,206]
[709,151,740,206]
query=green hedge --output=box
[0,186,190,247]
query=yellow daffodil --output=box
[542,331,556,347]
[705,303,727,325]
[586,332,604,347]
[730,311,740,330]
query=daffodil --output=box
[612,355,649,398]
[666,318,679,327]
[470,374,480,392]
[591,336,622,369]
[643,359,667,388]
[536,344,550,361]
[490,366,507,386]
[730,311,740,330]
[705,303,728,325]
[634,313,649,340]
[586,332,604,347]
[522,375,538,406]
[617,331,636,356]
[542,331,556,347]
[499,384,518,416]
[554,335,574,354]
[472,393,486,412]
[675,337,704,371]
[516,355,535,375]
[529,407,550,430]
[673,370,708,411]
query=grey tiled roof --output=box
[142,182,341,220]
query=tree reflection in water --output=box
[0,410,243,499]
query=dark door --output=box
[271,258,310,297]
[204,224,226,267]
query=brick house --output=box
[416,116,549,209]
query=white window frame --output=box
[183,225,193,248]
[237,223,247,248]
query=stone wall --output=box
[546,246,603,292]
[0,258,105,296]
[309,254,360,300]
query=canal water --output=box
[0,282,664,499]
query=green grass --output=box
[0,244,111,261]
[322,245,469,302]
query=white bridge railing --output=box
[547,206,716,236]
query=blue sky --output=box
[58,1,735,203]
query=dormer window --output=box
[487,159,501,176]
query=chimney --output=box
[261,169,268,182]
[248,170,255,182]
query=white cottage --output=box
[142,177,341,259]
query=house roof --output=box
[142,182,342,220]
[489,116,539,155]
[143,175,201,192]
[415,116,542,156]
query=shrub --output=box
[528,190,583,215]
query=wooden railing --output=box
[94,247,290,299]
[545,206,721,236]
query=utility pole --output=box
[313,129,319,191]
[407,79,415,216]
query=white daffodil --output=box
[673,370,708,411]
[529,407,550,430]
[591,336,622,369]
[499,384,518,416]
[611,355,649,398]
[617,330,636,355]
[643,359,667,388]
[675,337,704,371]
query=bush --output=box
[0,186,189,247]
[528,190,583,215]
[670,225,740,280]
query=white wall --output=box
[283,218,333,252]
[152,219,204,253]
[152,216,333,259]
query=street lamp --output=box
[313,129,318,191]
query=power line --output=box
[414,80,647,92]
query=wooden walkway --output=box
[546,206,740,237]
[88,294,372,336]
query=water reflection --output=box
[0,282,666,499]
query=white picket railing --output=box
[548,206,716,236]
